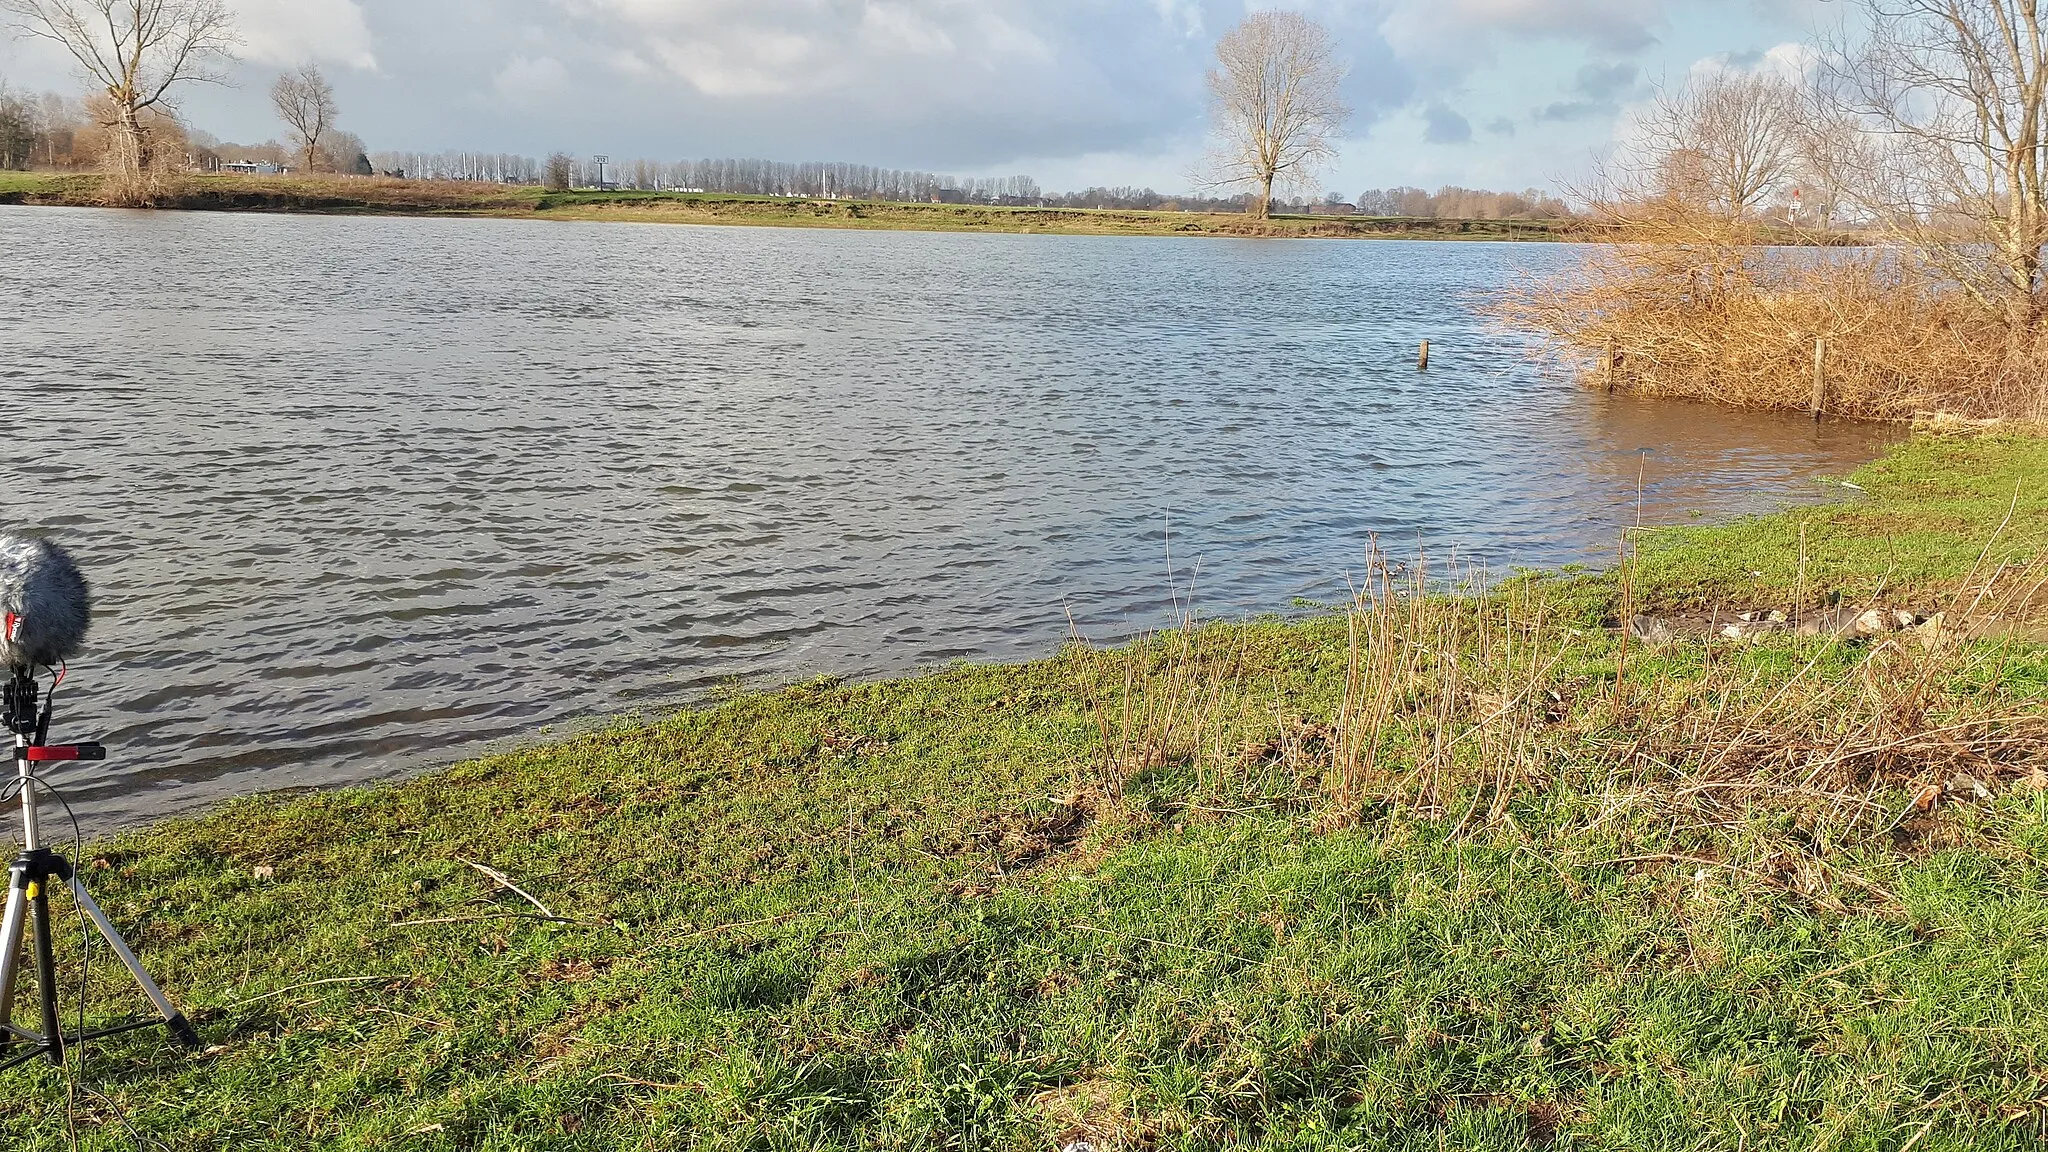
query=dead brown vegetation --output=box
[1501,209,2048,421]
[1070,534,2048,863]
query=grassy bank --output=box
[0,172,1573,240]
[2,433,2046,1149]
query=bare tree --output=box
[1620,69,1801,214]
[1,0,236,197]
[544,151,573,192]
[0,83,38,170]
[271,63,336,174]
[1202,11,1350,219]
[322,129,369,175]
[1824,0,2048,338]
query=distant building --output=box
[221,160,285,175]
[930,189,969,205]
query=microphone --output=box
[0,533,90,672]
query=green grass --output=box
[1510,431,2048,627]
[1,432,2045,1149]
[1634,432,2048,607]
[0,171,101,201]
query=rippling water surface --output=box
[0,207,1898,829]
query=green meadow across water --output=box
[1,432,2045,1149]
[0,171,1572,240]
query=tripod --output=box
[0,666,197,1072]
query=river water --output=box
[1,207,1897,830]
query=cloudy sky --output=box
[0,0,1839,196]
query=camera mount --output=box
[0,665,197,1072]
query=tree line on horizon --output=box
[0,77,1574,220]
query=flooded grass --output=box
[1,431,2043,1148]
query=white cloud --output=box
[229,0,377,70]
[1382,0,1669,61]
[1152,0,1205,39]
[1669,40,1815,87]
[492,54,569,105]
[557,0,1056,98]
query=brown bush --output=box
[1500,208,2048,422]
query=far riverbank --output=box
[0,171,1576,240]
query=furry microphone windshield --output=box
[0,533,90,671]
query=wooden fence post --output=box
[1811,337,1826,420]
[1418,340,1430,370]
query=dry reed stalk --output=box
[1066,613,1252,811]
[1597,550,2048,847]
[1325,546,1575,827]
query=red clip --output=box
[2,613,16,642]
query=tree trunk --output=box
[2004,242,2044,347]
[1256,173,1274,219]
[105,101,153,204]
[116,104,145,178]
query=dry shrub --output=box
[75,97,191,207]
[1501,208,2048,421]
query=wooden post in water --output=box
[1417,340,1430,370]
[1810,337,1827,420]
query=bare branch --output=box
[271,63,338,174]
[1821,0,2048,336]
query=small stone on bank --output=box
[1628,615,1675,646]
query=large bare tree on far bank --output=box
[1631,69,1801,214]
[1825,0,2048,339]
[1203,11,1350,219]
[271,63,336,174]
[1,0,235,200]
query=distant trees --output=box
[1,0,236,200]
[0,85,36,169]
[0,89,89,168]
[271,64,336,174]
[1355,186,1571,220]
[1203,11,1351,218]
[372,150,1046,203]
[324,130,369,175]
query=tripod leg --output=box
[0,881,25,1045]
[68,877,198,1048]
[29,882,62,1064]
